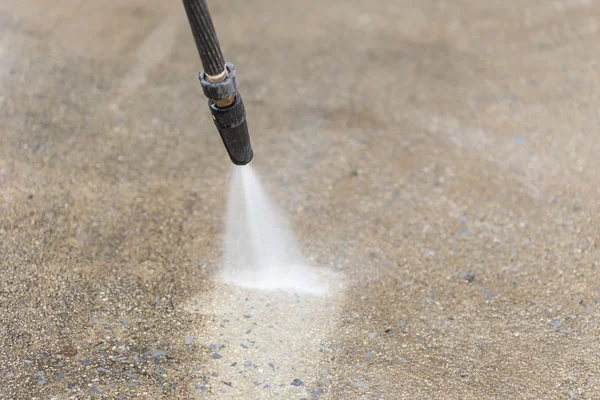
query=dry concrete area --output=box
[1,0,600,398]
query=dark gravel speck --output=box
[212,353,222,360]
[291,378,304,386]
[460,272,475,283]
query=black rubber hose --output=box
[182,0,226,76]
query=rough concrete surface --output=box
[1,0,600,399]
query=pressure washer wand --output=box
[182,0,253,165]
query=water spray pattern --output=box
[222,165,327,296]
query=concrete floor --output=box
[1,0,600,398]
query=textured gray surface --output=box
[1,0,600,398]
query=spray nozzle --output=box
[209,94,253,165]
[199,63,253,165]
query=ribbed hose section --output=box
[182,0,226,76]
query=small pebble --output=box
[212,353,222,360]
[460,272,475,283]
[291,378,304,386]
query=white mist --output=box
[222,164,327,296]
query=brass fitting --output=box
[206,69,235,107]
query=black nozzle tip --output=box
[230,142,253,165]
[208,93,254,165]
